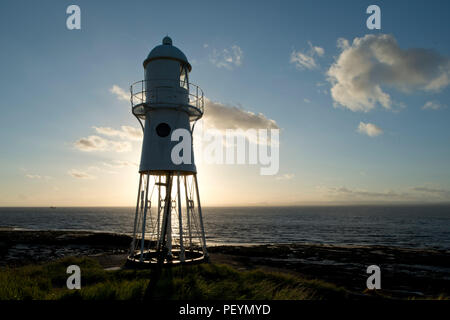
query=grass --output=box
[0,257,350,300]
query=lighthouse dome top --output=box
[162,36,172,45]
[143,36,191,71]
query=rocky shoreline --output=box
[208,244,450,298]
[0,229,449,299]
[0,229,130,266]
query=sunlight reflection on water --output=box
[0,206,449,249]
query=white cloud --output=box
[93,126,120,136]
[337,38,349,50]
[276,174,294,180]
[73,135,131,153]
[357,122,383,137]
[312,46,324,57]
[109,141,132,152]
[327,34,450,112]
[315,82,328,95]
[290,41,325,70]
[86,165,118,175]
[74,125,141,153]
[25,174,41,179]
[290,51,317,70]
[411,186,450,195]
[74,135,109,151]
[209,45,243,69]
[102,160,137,168]
[316,184,450,202]
[69,164,125,179]
[303,98,311,103]
[93,126,142,141]
[121,126,143,140]
[25,174,52,180]
[68,169,95,179]
[202,99,279,130]
[110,85,130,101]
[422,100,446,111]
[327,186,407,200]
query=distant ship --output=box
[50,206,56,209]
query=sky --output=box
[0,0,449,206]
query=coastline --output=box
[0,229,449,299]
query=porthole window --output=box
[156,123,171,137]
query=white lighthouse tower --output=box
[127,36,208,266]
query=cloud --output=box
[315,82,328,95]
[290,41,325,70]
[313,46,325,57]
[327,34,450,112]
[69,164,124,179]
[25,174,41,179]
[93,126,120,136]
[109,141,132,152]
[68,169,95,179]
[25,174,52,180]
[93,126,142,141]
[102,160,138,168]
[336,38,349,50]
[86,165,118,175]
[303,98,311,103]
[110,85,130,101]
[25,174,53,180]
[74,135,108,151]
[209,45,243,69]
[410,186,450,196]
[318,185,450,202]
[276,174,294,181]
[74,135,131,153]
[422,100,446,111]
[74,125,141,153]
[328,186,406,199]
[121,126,142,140]
[357,122,383,137]
[290,51,317,70]
[202,99,279,130]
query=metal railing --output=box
[130,79,204,116]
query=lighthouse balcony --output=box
[131,79,204,121]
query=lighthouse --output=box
[127,36,208,266]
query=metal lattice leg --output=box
[127,172,208,267]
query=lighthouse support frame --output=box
[127,172,208,267]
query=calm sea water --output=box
[0,206,449,249]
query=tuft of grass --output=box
[0,256,349,300]
[408,294,449,300]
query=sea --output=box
[0,205,449,250]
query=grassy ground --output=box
[0,256,350,300]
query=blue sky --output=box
[0,0,449,206]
